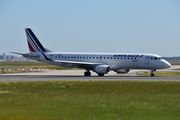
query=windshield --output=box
[154,57,161,60]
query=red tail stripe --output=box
[28,40,36,52]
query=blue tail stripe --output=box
[26,31,41,52]
[26,34,39,52]
[26,28,47,52]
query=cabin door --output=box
[145,57,150,65]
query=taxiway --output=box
[0,66,180,82]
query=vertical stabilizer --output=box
[25,28,48,53]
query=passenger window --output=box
[154,57,157,60]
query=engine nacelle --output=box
[114,69,130,74]
[94,65,110,74]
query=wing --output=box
[53,60,104,69]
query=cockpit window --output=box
[154,57,161,60]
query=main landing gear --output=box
[84,70,91,76]
[98,74,104,76]
[150,69,156,77]
[84,71,105,76]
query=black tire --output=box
[98,74,104,76]
[84,71,91,76]
[150,73,154,77]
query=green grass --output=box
[0,81,180,120]
[138,71,180,76]
[0,61,42,66]
[169,61,180,65]
[0,61,72,70]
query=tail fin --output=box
[25,28,50,53]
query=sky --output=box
[0,0,180,57]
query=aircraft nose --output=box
[162,60,171,68]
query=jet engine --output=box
[114,69,130,74]
[94,65,110,76]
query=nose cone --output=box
[162,59,171,68]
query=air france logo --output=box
[113,54,144,58]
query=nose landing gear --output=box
[150,69,156,77]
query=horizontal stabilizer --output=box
[10,52,40,58]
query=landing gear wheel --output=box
[150,70,155,77]
[84,71,91,76]
[98,74,104,76]
[150,73,154,77]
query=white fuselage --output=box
[32,52,171,71]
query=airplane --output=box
[11,28,171,77]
